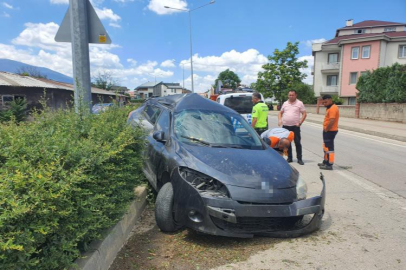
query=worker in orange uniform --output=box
[319,95,340,170]
[261,128,294,156]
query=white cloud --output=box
[109,22,121,28]
[147,0,187,15]
[2,2,13,9]
[1,11,10,17]
[161,59,175,68]
[49,0,122,28]
[113,0,135,3]
[127,58,137,66]
[1,22,175,89]
[302,38,326,48]
[298,55,314,85]
[95,7,121,22]
[178,49,268,89]
[182,74,216,93]
[50,0,68,4]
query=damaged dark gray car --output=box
[127,94,325,238]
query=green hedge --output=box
[0,105,145,269]
[356,63,406,103]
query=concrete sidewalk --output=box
[269,111,406,142]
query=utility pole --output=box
[70,0,91,112]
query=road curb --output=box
[305,119,406,142]
[72,185,148,270]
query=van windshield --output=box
[223,96,253,114]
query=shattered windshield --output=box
[174,109,263,149]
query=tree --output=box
[255,42,308,104]
[92,70,117,90]
[0,97,28,123]
[280,83,316,104]
[214,69,241,90]
[356,63,406,103]
[16,66,47,79]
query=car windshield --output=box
[223,95,253,114]
[174,109,263,149]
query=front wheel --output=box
[155,182,180,232]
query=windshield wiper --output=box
[180,136,247,149]
[180,136,212,146]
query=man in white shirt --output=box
[278,90,307,165]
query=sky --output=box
[0,0,405,92]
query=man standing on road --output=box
[278,90,307,165]
[251,92,269,135]
[319,95,340,170]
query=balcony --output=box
[321,62,340,73]
[323,86,339,94]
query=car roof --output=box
[221,92,254,97]
[148,93,237,114]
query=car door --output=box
[140,104,162,186]
[148,109,171,189]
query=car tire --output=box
[155,182,179,232]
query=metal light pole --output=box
[164,1,215,93]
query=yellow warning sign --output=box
[99,34,107,43]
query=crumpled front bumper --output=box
[172,169,326,238]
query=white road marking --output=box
[304,122,406,148]
[335,169,406,211]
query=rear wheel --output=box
[155,182,180,232]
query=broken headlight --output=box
[179,167,230,198]
[296,175,308,200]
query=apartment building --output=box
[312,20,406,105]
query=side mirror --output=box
[153,131,166,143]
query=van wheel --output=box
[155,182,180,232]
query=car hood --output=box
[176,142,298,189]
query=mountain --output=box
[0,59,73,84]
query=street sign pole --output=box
[70,0,91,113]
[55,0,111,113]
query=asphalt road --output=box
[267,114,406,199]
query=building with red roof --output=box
[312,20,406,104]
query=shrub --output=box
[0,104,145,269]
[356,63,406,103]
[332,95,344,105]
[0,98,28,123]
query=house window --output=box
[354,29,366,34]
[327,75,338,86]
[350,72,358,84]
[384,27,396,32]
[351,47,359,59]
[328,53,339,63]
[1,95,14,105]
[362,46,371,58]
[399,45,406,58]
[348,97,356,105]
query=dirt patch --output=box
[109,206,284,270]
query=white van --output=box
[216,92,265,124]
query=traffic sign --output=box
[55,0,111,44]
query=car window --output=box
[155,110,170,138]
[174,109,263,149]
[143,105,162,124]
[223,96,253,114]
